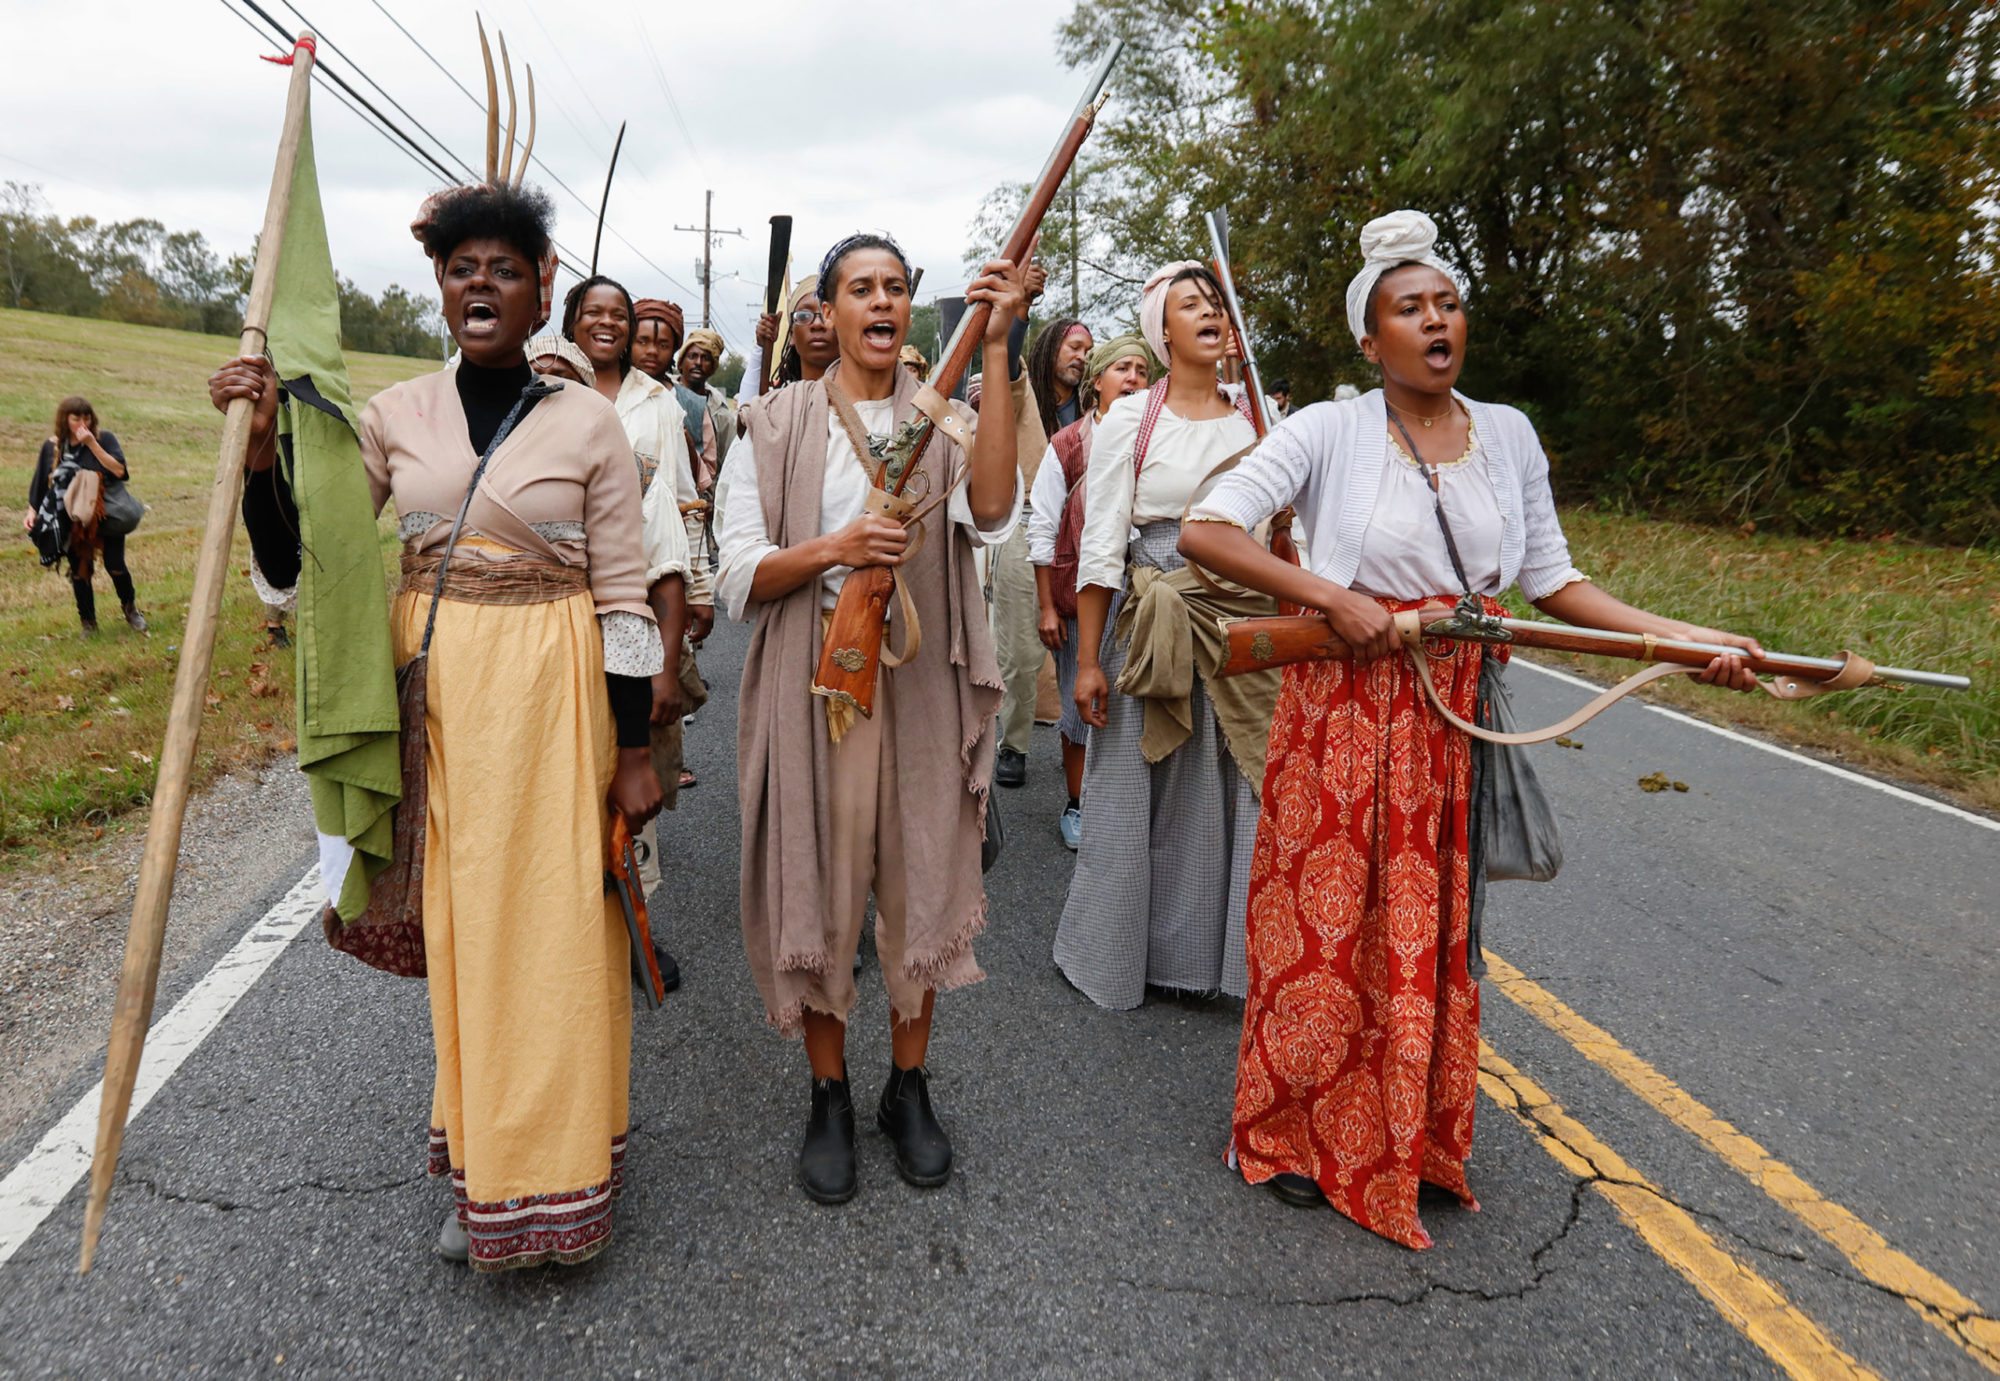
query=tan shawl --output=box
[1111,565,1281,797]
[735,361,1003,1033]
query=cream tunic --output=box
[1076,391,1258,593]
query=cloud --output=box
[1,0,1092,355]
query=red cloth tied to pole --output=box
[260,36,318,65]
[1229,595,1488,1250]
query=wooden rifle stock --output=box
[811,42,1124,719]
[1214,607,1971,693]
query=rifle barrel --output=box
[1497,619,1969,690]
[1204,208,1267,436]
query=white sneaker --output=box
[1059,806,1082,851]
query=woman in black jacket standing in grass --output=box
[23,395,146,634]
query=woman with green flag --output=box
[208,178,665,1273]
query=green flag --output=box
[264,107,402,919]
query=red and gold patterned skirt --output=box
[1228,596,1490,1250]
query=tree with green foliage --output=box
[0,182,446,360]
[1037,0,2000,542]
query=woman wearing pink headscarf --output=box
[1050,262,1283,1010]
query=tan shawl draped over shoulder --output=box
[734,362,1003,1034]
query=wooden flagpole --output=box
[77,32,319,1275]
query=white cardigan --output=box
[1191,388,1584,603]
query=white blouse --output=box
[1350,426,1505,599]
[1190,388,1586,604]
[617,368,713,606]
[715,395,1021,621]
[1077,391,1258,592]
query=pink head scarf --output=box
[1138,260,1207,366]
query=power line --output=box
[363,0,705,306]
[275,0,479,184]
[233,0,458,184]
[218,0,586,283]
[216,0,444,187]
[630,10,707,177]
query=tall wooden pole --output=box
[77,33,319,1276]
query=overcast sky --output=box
[0,0,1088,358]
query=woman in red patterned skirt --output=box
[1178,210,1764,1249]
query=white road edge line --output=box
[1514,659,1999,834]
[0,866,321,1272]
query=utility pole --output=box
[674,189,744,328]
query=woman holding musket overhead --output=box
[1053,264,1282,1010]
[1180,211,1762,1248]
[207,180,666,1271]
[717,234,1025,1203]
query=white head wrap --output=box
[1344,210,1461,344]
[1138,259,1208,366]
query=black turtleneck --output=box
[454,357,536,454]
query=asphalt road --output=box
[1,617,1993,1379]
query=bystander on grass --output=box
[1508,510,2000,811]
[0,307,429,866]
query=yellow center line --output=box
[1479,1043,1880,1381]
[1484,949,2000,1373]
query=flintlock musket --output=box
[1213,594,1970,696]
[810,41,1126,721]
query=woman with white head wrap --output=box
[1049,262,1283,1011]
[1180,211,1765,1249]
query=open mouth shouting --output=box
[1424,336,1454,369]
[460,299,500,339]
[1195,323,1224,348]
[862,320,898,352]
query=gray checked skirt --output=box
[1053,521,1256,1009]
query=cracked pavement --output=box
[1,618,1993,1378]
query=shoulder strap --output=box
[822,377,889,485]
[415,379,555,659]
[1131,378,1172,482]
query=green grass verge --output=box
[0,306,431,866]
[1507,510,1998,811]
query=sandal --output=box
[678,769,698,790]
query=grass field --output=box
[1,307,1993,870]
[0,307,431,866]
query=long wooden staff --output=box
[77,33,318,1275]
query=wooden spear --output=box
[77,32,319,1275]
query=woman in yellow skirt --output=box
[208,179,665,1271]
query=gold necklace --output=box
[1387,398,1455,429]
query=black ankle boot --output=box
[877,1064,953,1188]
[1268,1172,1326,1208]
[798,1073,856,1204]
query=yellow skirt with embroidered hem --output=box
[393,562,631,1273]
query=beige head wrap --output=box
[1138,260,1208,365]
[1344,210,1462,343]
[524,331,594,386]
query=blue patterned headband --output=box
[816,232,912,303]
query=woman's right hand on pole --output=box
[822,513,909,569]
[754,312,780,351]
[208,355,280,471]
[1074,661,1110,729]
[1321,587,1399,662]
